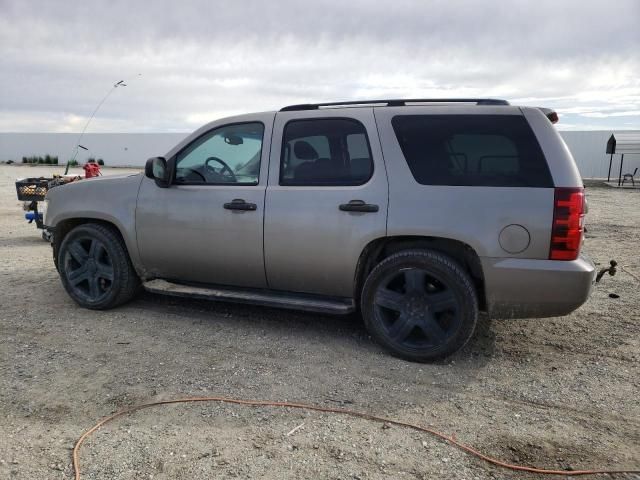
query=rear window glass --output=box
[391,115,553,187]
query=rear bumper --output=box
[481,254,596,318]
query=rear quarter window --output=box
[391,115,553,187]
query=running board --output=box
[142,279,355,315]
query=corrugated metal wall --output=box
[559,131,639,179]
[1,130,639,179]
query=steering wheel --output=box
[205,157,236,182]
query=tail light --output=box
[549,187,585,260]
[537,107,559,124]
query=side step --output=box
[142,279,355,315]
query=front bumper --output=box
[43,224,55,243]
[481,254,596,318]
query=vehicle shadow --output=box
[128,290,497,371]
[133,290,366,336]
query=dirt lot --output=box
[1,165,638,479]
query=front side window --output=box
[175,122,264,185]
[391,115,553,187]
[280,118,373,186]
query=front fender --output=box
[45,173,145,275]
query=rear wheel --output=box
[58,223,140,309]
[361,249,478,362]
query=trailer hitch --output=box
[595,260,617,283]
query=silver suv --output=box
[44,99,595,361]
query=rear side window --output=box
[391,115,553,187]
[280,118,373,186]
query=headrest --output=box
[294,141,318,160]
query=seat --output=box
[350,157,372,181]
[314,158,347,182]
[294,140,318,161]
[292,141,319,181]
[410,141,455,185]
[292,141,349,183]
[621,167,638,186]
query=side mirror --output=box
[145,157,170,188]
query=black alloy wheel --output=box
[362,250,478,362]
[57,223,140,309]
[63,236,114,303]
[373,268,461,349]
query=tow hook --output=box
[596,260,617,283]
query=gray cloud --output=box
[0,0,638,132]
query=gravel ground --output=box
[1,165,639,480]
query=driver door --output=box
[135,116,273,288]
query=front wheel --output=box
[361,249,478,362]
[57,223,140,309]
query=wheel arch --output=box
[52,218,142,276]
[354,236,486,311]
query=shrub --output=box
[67,159,79,167]
[22,156,27,163]
[37,156,45,164]
[97,158,104,165]
[52,156,58,165]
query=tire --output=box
[361,249,478,362]
[57,223,140,310]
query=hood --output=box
[46,172,141,199]
[44,171,145,230]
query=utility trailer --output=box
[15,175,81,240]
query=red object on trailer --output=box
[83,162,101,178]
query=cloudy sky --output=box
[1,0,638,133]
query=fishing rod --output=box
[64,79,128,174]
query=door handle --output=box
[224,199,257,211]
[339,200,379,213]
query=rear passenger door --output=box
[264,108,388,298]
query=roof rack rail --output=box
[280,98,510,111]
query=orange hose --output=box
[73,396,640,479]
[622,265,640,283]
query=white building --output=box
[1,130,639,179]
